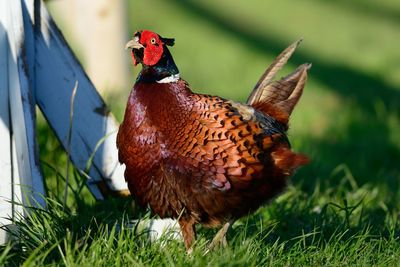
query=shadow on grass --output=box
[298,113,400,197]
[26,109,397,264]
[309,0,400,26]
[5,117,400,263]
[218,187,399,253]
[171,0,400,194]
[167,1,400,249]
[171,0,400,111]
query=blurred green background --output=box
[46,0,400,202]
[129,0,400,198]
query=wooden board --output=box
[0,0,43,244]
[28,0,128,199]
[0,0,180,244]
[0,2,13,244]
[5,0,46,209]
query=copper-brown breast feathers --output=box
[167,94,285,191]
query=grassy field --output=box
[1,0,400,265]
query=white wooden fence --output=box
[0,0,130,243]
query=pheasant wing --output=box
[168,95,288,191]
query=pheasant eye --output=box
[150,38,156,44]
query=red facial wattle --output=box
[143,45,163,66]
[140,30,164,66]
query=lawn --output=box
[1,0,400,265]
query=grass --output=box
[1,182,399,265]
[1,0,400,265]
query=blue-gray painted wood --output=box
[27,0,128,198]
[0,0,180,245]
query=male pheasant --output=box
[117,30,310,251]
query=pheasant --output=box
[117,30,310,251]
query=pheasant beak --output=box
[125,38,144,50]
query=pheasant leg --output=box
[178,217,196,253]
[208,221,233,250]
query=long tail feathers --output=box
[267,63,311,115]
[247,39,311,124]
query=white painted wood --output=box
[11,134,24,218]
[0,0,42,244]
[0,2,13,243]
[30,1,128,199]
[0,230,6,245]
[1,1,176,245]
[5,0,45,209]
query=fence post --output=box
[1,0,179,245]
[0,0,46,243]
[0,0,130,244]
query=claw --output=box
[207,221,233,251]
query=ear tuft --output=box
[161,37,175,46]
